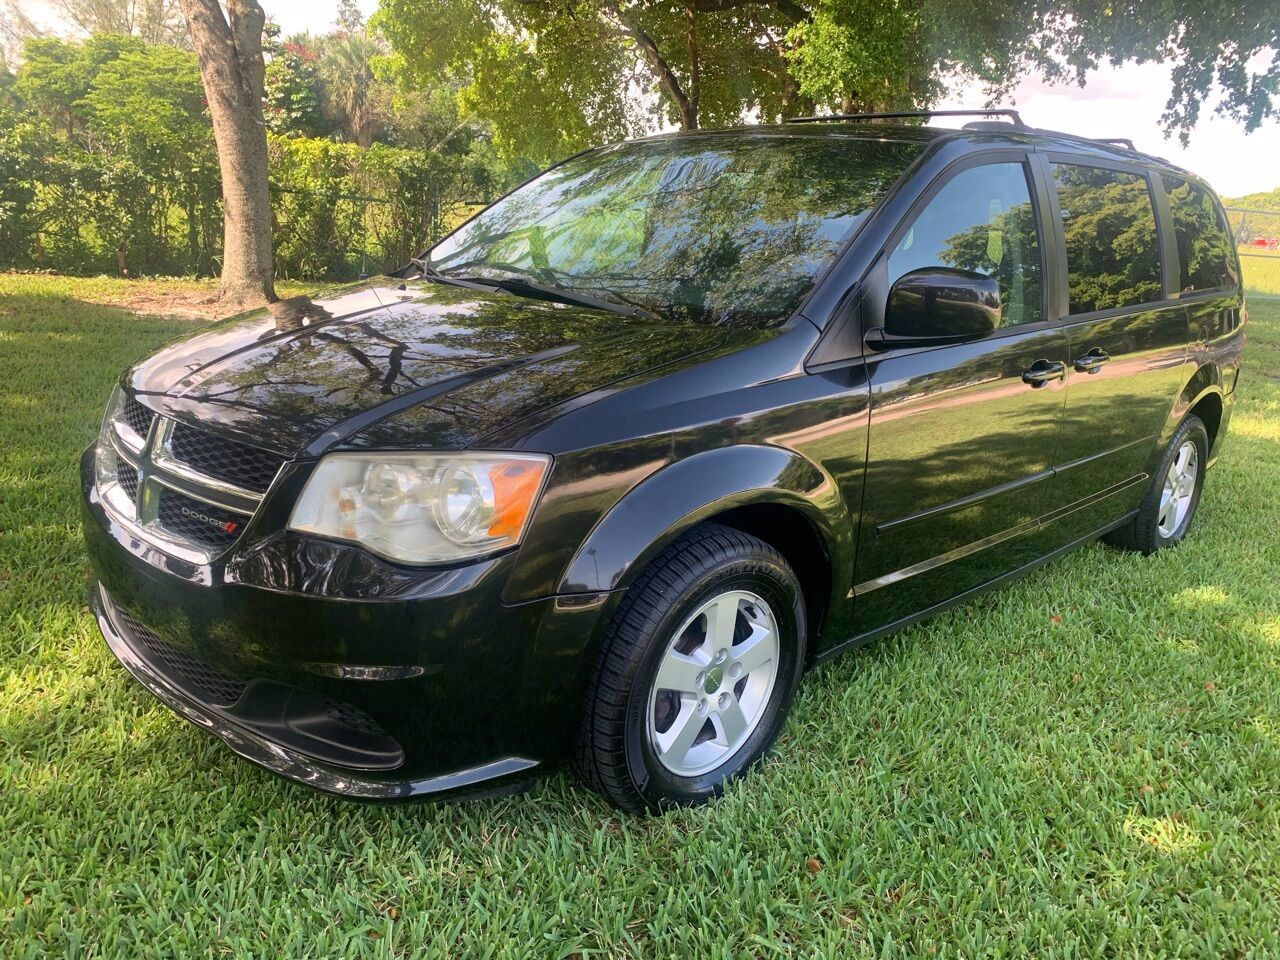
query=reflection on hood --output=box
[127,280,732,454]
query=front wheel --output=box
[1106,414,1208,555]
[574,523,806,813]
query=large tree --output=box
[178,0,276,307]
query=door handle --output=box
[1021,360,1066,387]
[1073,348,1111,374]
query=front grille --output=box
[116,461,139,500]
[120,397,156,441]
[168,422,284,494]
[155,487,246,551]
[113,605,247,707]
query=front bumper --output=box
[82,447,615,800]
[90,584,537,799]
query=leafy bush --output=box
[0,34,503,281]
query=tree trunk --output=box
[179,0,276,308]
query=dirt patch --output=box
[108,287,227,320]
[72,278,255,320]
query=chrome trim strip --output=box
[1037,474,1147,525]
[147,472,255,517]
[876,468,1054,535]
[97,480,215,565]
[100,477,138,522]
[111,432,143,469]
[112,417,147,454]
[1051,435,1154,474]
[875,437,1155,537]
[852,519,1038,597]
[152,418,269,504]
[851,473,1148,598]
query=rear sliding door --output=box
[1035,156,1190,545]
[1161,174,1245,431]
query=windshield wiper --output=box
[407,257,501,294]
[410,256,657,320]
[480,276,658,320]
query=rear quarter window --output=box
[1051,163,1162,315]
[1162,175,1239,293]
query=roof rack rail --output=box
[1093,137,1136,151]
[785,108,1025,128]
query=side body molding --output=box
[557,444,853,599]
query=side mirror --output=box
[868,267,1001,350]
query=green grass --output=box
[1241,249,1280,298]
[3,271,1280,958]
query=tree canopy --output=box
[376,0,1280,160]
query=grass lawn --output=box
[3,272,1280,958]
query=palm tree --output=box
[318,30,385,147]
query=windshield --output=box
[428,135,923,327]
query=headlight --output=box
[288,452,551,564]
[94,385,124,489]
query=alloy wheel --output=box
[645,589,780,777]
[1158,439,1199,539]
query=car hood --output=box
[128,280,727,455]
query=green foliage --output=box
[378,2,645,166]
[0,32,509,280]
[0,113,45,264]
[1228,187,1280,213]
[378,0,1280,162]
[785,0,938,111]
[3,36,222,275]
[1032,1,1280,143]
[264,39,329,138]
[266,134,499,279]
[316,29,387,146]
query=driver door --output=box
[850,154,1072,634]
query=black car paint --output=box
[83,123,1244,800]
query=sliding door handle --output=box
[1021,360,1066,387]
[1073,348,1111,374]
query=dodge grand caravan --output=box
[83,110,1245,812]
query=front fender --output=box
[557,444,852,596]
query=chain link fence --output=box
[1226,207,1280,298]
[270,187,488,283]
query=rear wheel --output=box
[1106,414,1208,555]
[575,523,805,813]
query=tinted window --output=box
[1163,175,1237,292]
[888,162,1043,327]
[1051,163,1161,314]
[430,137,923,328]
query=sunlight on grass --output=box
[1169,585,1231,609]
[1122,814,1206,855]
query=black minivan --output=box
[83,111,1245,811]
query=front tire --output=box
[1106,414,1208,555]
[574,523,806,813]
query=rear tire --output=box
[1105,414,1208,555]
[574,523,806,813]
